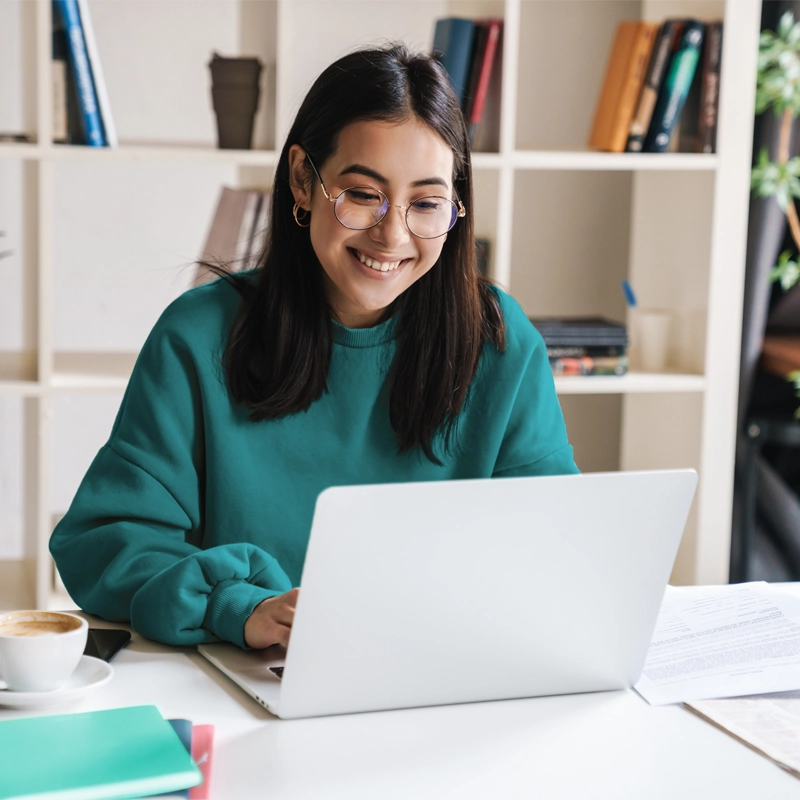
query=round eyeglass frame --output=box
[304,155,465,240]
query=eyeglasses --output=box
[305,156,465,240]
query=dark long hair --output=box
[218,43,505,463]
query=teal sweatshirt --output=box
[50,278,578,648]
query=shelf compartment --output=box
[52,352,137,391]
[554,372,706,395]
[53,159,231,354]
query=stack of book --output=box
[0,705,214,799]
[52,0,116,147]
[529,317,629,377]
[431,17,503,148]
[588,18,723,154]
[194,187,271,286]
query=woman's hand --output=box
[244,588,299,649]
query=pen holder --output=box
[629,309,671,372]
[208,53,263,150]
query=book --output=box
[153,720,193,799]
[464,19,502,144]
[625,20,683,152]
[643,20,705,153]
[52,5,84,144]
[469,28,503,153]
[0,705,202,799]
[189,725,215,800]
[550,355,629,377]
[464,20,488,115]
[76,0,118,147]
[546,344,626,358]
[64,41,84,144]
[150,720,215,800]
[529,316,629,347]
[432,17,476,108]
[52,23,69,143]
[54,0,106,147]
[697,21,723,154]
[671,45,702,152]
[588,21,659,153]
[194,186,269,286]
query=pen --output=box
[621,279,637,308]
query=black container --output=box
[208,53,263,150]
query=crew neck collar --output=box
[331,314,398,348]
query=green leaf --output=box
[778,11,794,39]
[787,371,800,419]
[757,12,800,115]
[769,250,800,289]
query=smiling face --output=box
[288,118,456,329]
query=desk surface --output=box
[3,590,800,800]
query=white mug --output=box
[0,610,88,692]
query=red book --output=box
[189,724,216,800]
[467,18,502,126]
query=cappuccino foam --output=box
[0,615,79,637]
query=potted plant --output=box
[750,10,800,414]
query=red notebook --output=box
[189,725,216,800]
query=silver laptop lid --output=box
[273,469,697,718]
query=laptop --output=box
[198,469,697,719]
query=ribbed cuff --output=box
[203,579,280,649]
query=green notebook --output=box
[0,705,202,800]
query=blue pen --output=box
[621,279,637,308]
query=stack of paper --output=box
[634,582,800,706]
[686,692,800,779]
[635,582,800,779]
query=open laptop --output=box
[198,469,697,719]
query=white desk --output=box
[3,592,800,800]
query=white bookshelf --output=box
[0,0,759,609]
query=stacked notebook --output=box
[529,317,629,377]
[0,705,206,800]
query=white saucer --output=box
[0,655,113,708]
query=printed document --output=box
[686,692,800,778]
[634,582,800,705]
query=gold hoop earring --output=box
[293,203,311,227]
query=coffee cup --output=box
[0,610,88,692]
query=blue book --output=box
[643,20,705,152]
[53,0,106,146]
[432,17,475,108]
[151,720,193,799]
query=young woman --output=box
[50,44,578,651]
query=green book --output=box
[0,705,202,800]
[642,19,705,152]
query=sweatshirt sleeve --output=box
[49,294,292,648]
[490,294,580,478]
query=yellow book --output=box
[589,21,659,152]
